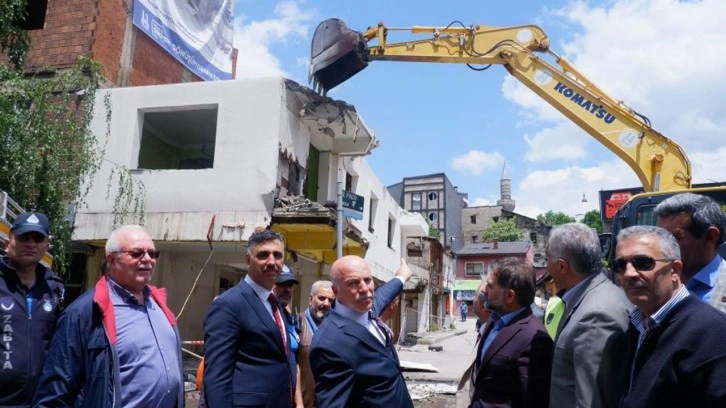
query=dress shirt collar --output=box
[688,254,722,290]
[333,301,370,328]
[107,276,149,305]
[244,274,273,303]
[491,307,527,327]
[562,273,595,305]
[629,284,689,334]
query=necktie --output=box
[268,293,288,353]
[370,311,394,346]
[544,296,565,340]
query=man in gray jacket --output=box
[546,223,631,408]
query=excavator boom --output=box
[309,19,691,193]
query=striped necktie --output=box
[268,293,288,353]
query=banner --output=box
[133,0,234,81]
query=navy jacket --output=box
[310,278,413,408]
[470,308,553,408]
[0,256,64,407]
[619,294,726,407]
[33,277,184,408]
[203,279,296,408]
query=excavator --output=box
[308,19,726,259]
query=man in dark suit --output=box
[469,258,553,408]
[202,229,295,407]
[310,255,413,408]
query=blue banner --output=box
[133,0,234,81]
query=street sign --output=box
[342,190,364,220]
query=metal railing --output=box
[0,187,24,225]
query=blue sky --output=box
[231,0,726,219]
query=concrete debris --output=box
[407,383,458,400]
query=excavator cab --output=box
[309,19,369,94]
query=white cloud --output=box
[468,196,497,207]
[450,150,504,176]
[233,1,317,80]
[505,0,726,168]
[691,148,726,184]
[513,159,639,218]
[523,122,587,162]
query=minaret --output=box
[497,161,516,211]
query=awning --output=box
[272,223,367,264]
[453,279,481,291]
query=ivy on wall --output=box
[1,2,146,273]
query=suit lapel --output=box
[558,273,604,335]
[239,279,286,353]
[480,317,524,369]
[329,307,400,365]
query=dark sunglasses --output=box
[254,250,284,260]
[15,233,47,243]
[612,255,673,274]
[115,249,161,259]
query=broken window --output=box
[137,105,218,170]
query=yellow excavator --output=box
[308,19,726,258]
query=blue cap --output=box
[276,265,299,284]
[11,212,50,237]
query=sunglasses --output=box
[612,255,673,274]
[114,249,161,259]
[15,233,47,243]
[254,250,284,260]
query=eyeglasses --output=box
[254,250,284,260]
[612,255,673,274]
[114,250,161,259]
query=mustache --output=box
[623,279,647,290]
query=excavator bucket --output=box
[309,19,370,94]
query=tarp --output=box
[133,0,234,81]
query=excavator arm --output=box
[309,19,691,192]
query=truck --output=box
[307,19,725,259]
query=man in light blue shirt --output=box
[655,193,726,312]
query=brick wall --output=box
[2,0,207,86]
[22,0,97,71]
[129,31,202,86]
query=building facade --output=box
[388,173,467,252]
[72,77,429,343]
[452,241,533,315]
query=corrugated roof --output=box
[455,241,531,256]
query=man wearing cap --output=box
[0,212,64,407]
[274,265,304,407]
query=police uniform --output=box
[0,213,64,407]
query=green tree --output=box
[537,210,575,226]
[428,222,440,239]
[0,60,104,273]
[481,218,523,242]
[0,0,30,69]
[1,6,144,273]
[581,209,603,233]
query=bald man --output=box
[310,255,413,408]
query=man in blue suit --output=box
[203,229,296,407]
[310,255,414,408]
